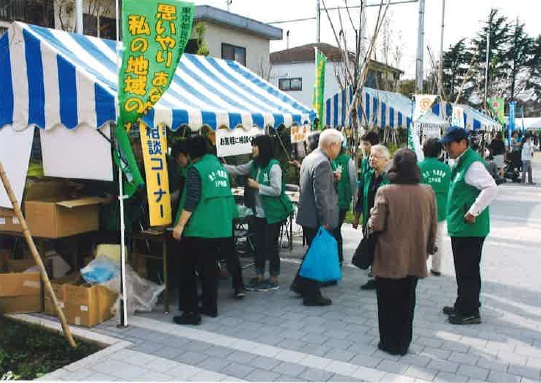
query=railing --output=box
[0,0,27,22]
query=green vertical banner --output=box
[115,0,195,197]
[312,48,326,127]
[488,98,505,125]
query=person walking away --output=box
[291,129,342,306]
[352,144,391,290]
[224,135,294,292]
[521,134,535,185]
[331,146,357,266]
[440,127,498,325]
[418,138,451,276]
[368,148,437,355]
[172,136,236,325]
[487,133,506,178]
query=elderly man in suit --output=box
[290,128,342,306]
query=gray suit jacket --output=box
[296,148,339,229]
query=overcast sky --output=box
[193,0,541,78]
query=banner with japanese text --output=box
[116,0,194,198]
[291,123,311,143]
[312,49,326,124]
[141,123,172,226]
[508,101,516,143]
[216,127,265,157]
[413,94,437,120]
[451,105,465,129]
[488,98,505,125]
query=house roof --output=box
[270,43,404,74]
[195,5,282,40]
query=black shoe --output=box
[234,288,246,300]
[289,283,302,296]
[448,313,481,325]
[430,269,441,276]
[173,312,201,325]
[377,342,407,356]
[442,306,455,315]
[320,280,337,287]
[360,279,376,290]
[303,296,332,306]
[198,306,218,318]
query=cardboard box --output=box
[0,271,42,314]
[22,181,108,238]
[63,283,118,327]
[43,273,81,315]
[0,208,22,232]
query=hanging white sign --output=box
[291,124,311,144]
[216,127,264,157]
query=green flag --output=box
[312,49,326,127]
[116,0,195,196]
[488,98,505,125]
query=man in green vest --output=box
[172,136,236,325]
[418,138,451,276]
[440,127,498,325]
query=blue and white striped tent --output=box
[0,22,316,132]
[432,103,500,131]
[325,86,412,129]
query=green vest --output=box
[332,153,353,210]
[179,154,234,238]
[251,159,294,224]
[446,148,490,238]
[362,170,390,228]
[419,157,451,222]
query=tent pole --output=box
[0,158,76,348]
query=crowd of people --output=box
[168,125,508,356]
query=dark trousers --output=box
[376,276,418,354]
[336,209,348,265]
[293,226,323,300]
[218,236,244,290]
[451,236,485,316]
[252,217,282,277]
[178,236,220,314]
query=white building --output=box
[270,43,404,109]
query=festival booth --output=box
[0,22,315,320]
[432,103,501,132]
[414,110,450,140]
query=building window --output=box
[83,14,116,39]
[278,78,302,91]
[221,43,246,66]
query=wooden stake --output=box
[0,158,76,348]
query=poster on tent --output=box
[216,127,264,157]
[141,123,171,226]
[452,106,465,129]
[291,123,311,143]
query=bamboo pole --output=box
[0,158,76,348]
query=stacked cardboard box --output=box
[0,258,42,314]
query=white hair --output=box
[318,128,343,149]
[371,144,391,160]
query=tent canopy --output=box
[0,22,316,132]
[432,103,501,131]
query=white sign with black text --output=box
[216,127,265,157]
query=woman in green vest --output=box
[172,136,236,325]
[418,138,451,276]
[331,147,357,265]
[224,135,293,292]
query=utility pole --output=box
[484,22,491,110]
[75,0,83,34]
[438,0,445,101]
[415,0,425,93]
[316,0,321,43]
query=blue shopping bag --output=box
[299,226,342,282]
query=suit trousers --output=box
[178,236,220,315]
[335,209,348,265]
[293,226,323,300]
[450,236,485,316]
[375,276,418,354]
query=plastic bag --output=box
[102,264,165,315]
[81,255,118,284]
[299,226,342,282]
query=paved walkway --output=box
[19,154,541,382]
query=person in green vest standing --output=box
[440,127,498,325]
[418,138,451,276]
[224,135,294,292]
[172,136,236,325]
[331,146,357,266]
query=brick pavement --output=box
[20,154,541,382]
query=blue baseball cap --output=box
[440,127,469,144]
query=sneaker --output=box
[360,279,376,290]
[245,277,263,291]
[442,306,456,315]
[234,288,246,299]
[430,269,441,276]
[173,312,201,325]
[448,313,481,325]
[256,279,279,292]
